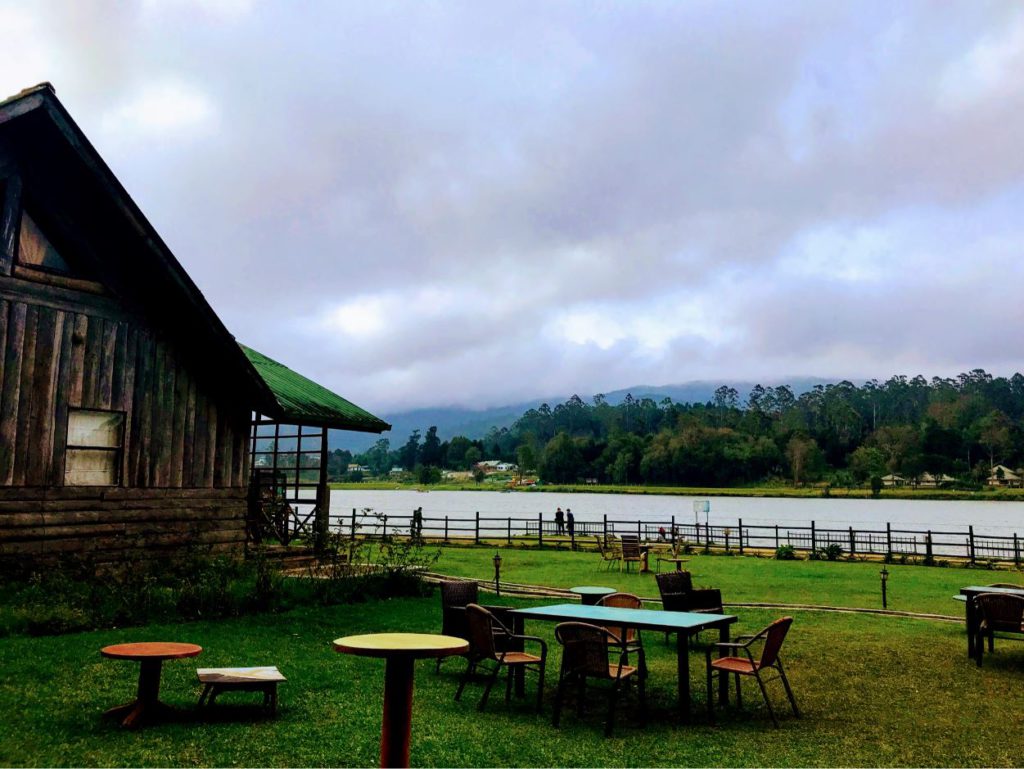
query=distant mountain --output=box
[328,377,836,453]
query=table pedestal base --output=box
[381,656,415,768]
[104,658,175,728]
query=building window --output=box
[18,211,73,273]
[65,409,125,486]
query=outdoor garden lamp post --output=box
[880,566,889,609]
[493,552,502,596]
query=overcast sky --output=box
[2,1,1023,414]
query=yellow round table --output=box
[333,633,468,768]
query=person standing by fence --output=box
[555,507,565,535]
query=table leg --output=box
[513,615,526,697]
[717,624,730,706]
[104,659,166,728]
[964,597,976,658]
[380,655,415,769]
[677,631,690,722]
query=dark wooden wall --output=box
[0,275,251,564]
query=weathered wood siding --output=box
[0,276,251,564]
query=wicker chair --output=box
[705,617,799,727]
[596,592,646,678]
[619,535,644,573]
[552,621,647,736]
[454,604,547,712]
[594,536,621,571]
[436,580,479,673]
[656,571,723,643]
[974,593,1024,668]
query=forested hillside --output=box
[344,370,1024,488]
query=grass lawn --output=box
[431,545,1016,617]
[1,552,1022,766]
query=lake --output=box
[329,489,1024,538]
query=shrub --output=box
[775,544,798,560]
[820,543,844,561]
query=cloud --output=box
[3,1,1024,414]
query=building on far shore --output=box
[987,465,1023,488]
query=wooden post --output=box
[968,525,975,565]
[849,526,855,557]
[738,519,744,554]
[637,518,642,543]
[475,512,480,545]
[775,524,779,549]
[382,515,387,540]
[811,520,816,553]
[351,508,356,540]
[444,515,449,544]
[315,429,330,552]
[570,521,575,551]
[603,514,608,545]
[886,522,893,561]
[1014,533,1020,567]
[507,517,512,546]
[925,531,933,564]
[725,530,730,553]
[704,522,710,554]
[538,513,543,548]
[671,515,676,547]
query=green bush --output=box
[820,543,844,561]
[775,544,798,560]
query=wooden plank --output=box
[50,311,74,485]
[169,355,188,487]
[117,324,138,486]
[0,277,128,322]
[81,314,102,408]
[134,332,155,487]
[26,307,61,485]
[153,341,175,487]
[191,388,209,487]
[11,304,38,485]
[204,396,217,488]
[0,174,23,275]
[0,298,7,409]
[0,301,25,483]
[66,313,88,407]
[181,374,196,487]
[217,406,232,488]
[231,410,246,487]
[96,318,117,409]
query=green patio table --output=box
[568,586,616,605]
[510,603,736,722]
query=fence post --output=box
[810,520,816,553]
[382,515,387,540]
[968,525,975,565]
[570,521,576,551]
[704,522,710,554]
[925,531,933,565]
[637,519,642,542]
[671,515,676,547]
[725,529,730,553]
[886,522,893,561]
[444,515,449,544]
[775,524,779,549]
[475,512,480,545]
[603,514,608,545]
[1014,533,1020,567]
[351,508,356,540]
[507,517,512,546]
[849,526,855,557]
[538,513,543,548]
[738,518,744,554]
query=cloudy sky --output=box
[2,1,1023,413]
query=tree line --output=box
[342,370,1024,488]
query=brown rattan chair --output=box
[705,617,799,727]
[436,580,479,673]
[552,621,647,736]
[594,536,621,571]
[619,535,644,573]
[974,593,1024,667]
[596,592,646,678]
[656,570,722,643]
[454,604,547,711]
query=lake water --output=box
[329,489,1024,538]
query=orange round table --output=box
[100,642,202,728]
[333,633,468,768]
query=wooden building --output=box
[0,84,388,567]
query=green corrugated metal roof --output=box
[241,345,390,433]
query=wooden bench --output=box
[197,667,286,714]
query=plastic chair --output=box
[455,604,547,712]
[705,617,799,727]
[552,622,647,736]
